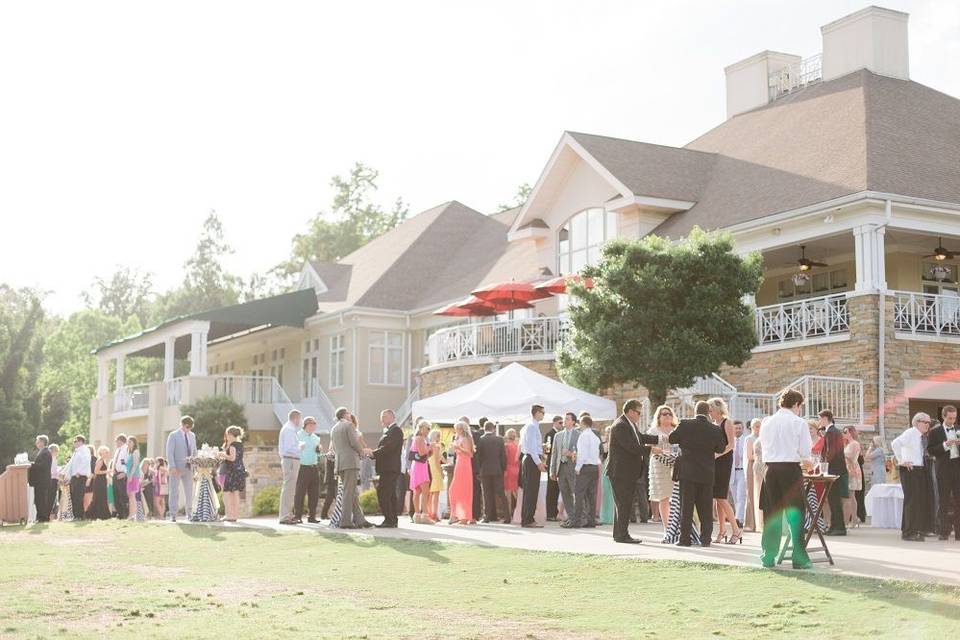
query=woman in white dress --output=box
[647,405,678,536]
[843,426,863,527]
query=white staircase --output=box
[273,379,337,433]
[396,384,420,427]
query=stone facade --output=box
[238,444,284,517]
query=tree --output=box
[275,162,409,279]
[0,286,46,466]
[81,266,154,324]
[497,183,532,212]
[557,227,763,406]
[38,310,143,441]
[179,395,248,450]
[152,211,243,321]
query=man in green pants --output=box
[758,388,814,569]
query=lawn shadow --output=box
[324,530,452,564]
[176,522,227,541]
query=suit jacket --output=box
[822,424,847,476]
[927,423,960,469]
[331,419,363,474]
[165,428,197,471]
[668,415,725,485]
[476,433,507,476]
[606,414,659,482]
[549,428,581,476]
[470,427,484,477]
[543,427,558,471]
[28,447,52,488]
[372,423,403,475]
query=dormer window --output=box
[557,208,617,275]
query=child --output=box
[125,436,142,521]
[140,458,155,519]
[154,457,169,519]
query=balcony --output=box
[425,316,568,368]
[893,291,960,339]
[754,293,850,349]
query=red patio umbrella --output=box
[459,295,534,314]
[471,280,553,305]
[534,274,595,295]
[433,300,496,317]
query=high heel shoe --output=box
[714,531,727,544]
[727,530,743,545]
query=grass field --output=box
[2,521,959,639]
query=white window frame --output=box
[557,207,617,276]
[368,330,404,387]
[302,339,320,398]
[329,334,345,389]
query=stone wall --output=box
[239,444,283,517]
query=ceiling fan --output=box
[797,245,828,272]
[923,237,959,262]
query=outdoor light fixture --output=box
[792,272,811,287]
[932,264,951,281]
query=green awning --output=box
[93,289,318,358]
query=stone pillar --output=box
[163,336,176,381]
[96,357,109,397]
[189,331,208,376]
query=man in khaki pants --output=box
[278,409,302,524]
[330,407,370,528]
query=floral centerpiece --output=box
[186,444,221,470]
[188,444,222,522]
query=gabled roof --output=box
[306,201,539,313]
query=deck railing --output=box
[426,316,568,366]
[768,53,823,101]
[755,293,849,346]
[893,291,960,338]
[112,384,151,413]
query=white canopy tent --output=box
[412,362,618,425]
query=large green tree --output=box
[0,286,46,466]
[557,228,763,406]
[179,395,247,450]
[275,162,409,279]
[81,266,154,325]
[152,211,243,322]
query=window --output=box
[369,331,404,386]
[302,339,320,398]
[329,334,345,389]
[557,208,617,275]
[777,268,848,301]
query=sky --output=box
[2,0,958,315]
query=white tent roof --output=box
[412,362,618,424]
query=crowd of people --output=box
[25,390,956,569]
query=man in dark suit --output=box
[544,416,562,521]
[28,435,53,522]
[669,401,725,546]
[476,421,509,523]
[371,409,404,528]
[606,399,660,543]
[471,417,485,520]
[927,404,960,540]
[819,409,849,536]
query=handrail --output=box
[754,293,850,346]
[396,385,421,426]
[892,290,960,337]
[112,383,151,413]
[426,316,568,366]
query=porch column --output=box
[115,355,125,391]
[163,336,176,381]
[853,225,887,293]
[189,331,208,376]
[96,357,109,397]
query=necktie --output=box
[184,431,190,457]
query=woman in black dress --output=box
[87,446,112,520]
[709,397,743,544]
[84,445,96,514]
[221,426,246,522]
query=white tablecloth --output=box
[513,475,548,525]
[865,483,903,529]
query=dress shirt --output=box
[278,421,301,459]
[732,434,745,469]
[50,458,59,480]
[759,408,812,463]
[112,446,127,475]
[892,427,925,467]
[943,422,960,459]
[550,427,576,476]
[297,431,322,466]
[66,445,92,478]
[520,420,543,466]
[575,428,601,472]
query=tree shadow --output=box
[325,531,451,564]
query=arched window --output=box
[557,208,617,275]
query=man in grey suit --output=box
[551,412,581,528]
[330,407,370,528]
[165,415,197,522]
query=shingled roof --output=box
[308,202,538,314]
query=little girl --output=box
[125,436,142,521]
[154,457,169,519]
[140,458,155,519]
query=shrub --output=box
[252,485,281,516]
[359,488,379,515]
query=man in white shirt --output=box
[730,420,747,527]
[519,404,546,528]
[66,435,92,521]
[110,434,129,519]
[758,389,813,569]
[892,412,932,541]
[278,409,302,524]
[571,415,601,528]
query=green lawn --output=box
[2,521,959,639]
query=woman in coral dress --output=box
[448,421,475,525]
[503,428,521,519]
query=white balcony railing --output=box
[426,316,568,366]
[112,383,151,413]
[893,291,960,338]
[755,293,850,346]
[768,53,823,102]
[165,378,183,406]
[213,375,276,405]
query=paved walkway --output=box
[209,516,960,587]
